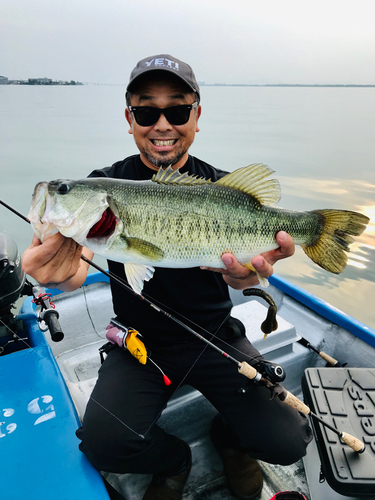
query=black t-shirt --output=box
[88,155,233,343]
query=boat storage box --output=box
[302,367,375,499]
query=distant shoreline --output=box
[200,83,375,88]
[1,80,374,88]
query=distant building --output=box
[28,78,53,85]
[2,77,83,85]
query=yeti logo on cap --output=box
[127,54,200,100]
[144,57,179,71]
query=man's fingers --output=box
[30,234,42,247]
[200,232,295,290]
[275,231,295,258]
[251,256,273,279]
[22,233,83,285]
[23,233,62,269]
[200,265,227,274]
[221,253,250,279]
[260,232,295,266]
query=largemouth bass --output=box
[28,164,369,293]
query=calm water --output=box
[0,85,374,327]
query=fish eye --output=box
[58,183,70,194]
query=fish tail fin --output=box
[301,209,369,274]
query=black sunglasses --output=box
[128,102,198,127]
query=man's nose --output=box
[153,112,173,131]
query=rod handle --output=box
[280,391,311,415]
[281,393,365,453]
[340,432,365,453]
[319,351,339,366]
[238,361,258,380]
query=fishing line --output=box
[81,254,263,366]
[83,248,237,437]
[0,293,146,439]
[89,396,146,439]
[0,196,265,365]
[0,198,263,440]
[0,307,66,377]
[1,198,366,452]
[141,309,232,438]
[0,318,33,351]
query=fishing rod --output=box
[0,200,31,223]
[297,337,343,367]
[0,198,263,369]
[97,261,364,453]
[0,198,365,452]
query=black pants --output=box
[76,336,312,475]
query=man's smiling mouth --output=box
[151,139,177,146]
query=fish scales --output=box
[28,163,369,293]
[76,182,328,266]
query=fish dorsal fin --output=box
[152,166,211,186]
[216,163,281,205]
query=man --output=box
[22,54,312,500]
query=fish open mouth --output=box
[87,208,117,239]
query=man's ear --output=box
[195,105,202,133]
[125,108,133,135]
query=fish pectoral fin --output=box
[125,237,164,261]
[124,263,155,294]
[244,262,269,288]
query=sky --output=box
[1,0,375,85]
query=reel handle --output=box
[41,308,64,343]
[33,286,64,343]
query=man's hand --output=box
[200,231,295,290]
[22,233,91,290]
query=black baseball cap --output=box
[127,54,200,100]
